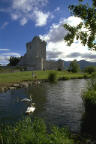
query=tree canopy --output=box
[64,0,96,49]
[8,56,21,66]
[69,60,80,73]
[84,65,96,74]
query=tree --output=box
[84,66,96,74]
[69,60,80,73]
[8,56,21,66]
[64,0,96,49]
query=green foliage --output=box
[69,60,80,73]
[83,73,90,79]
[8,56,21,66]
[84,66,96,74]
[82,74,96,112]
[87,73,96,90]
[48,72,57,82]
[64,0,96,49]
[82,90,96,111]
[49,127,74,144]
[0,117,74,144]
[62,76,70,80]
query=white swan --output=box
[21,98,31,102]
[21,95,32,102]
[25,105,35,114]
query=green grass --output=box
[82,74,96,112]
[82,90,96,112]
[0,70,90,87]
[0,117,74,144]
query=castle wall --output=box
[18,36,64,70]
[46,60,64,70]
[18,36,46,70]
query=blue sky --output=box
[0,0,96,65]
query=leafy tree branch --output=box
[64,0,96,49]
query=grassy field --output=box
[0,70,90,87]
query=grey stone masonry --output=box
[18,36,64,70]
[18,36,46,70]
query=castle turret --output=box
[18,36,64,71]
[18,36,46,70]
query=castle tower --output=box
[18,36,46,70]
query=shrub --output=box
[83,74,89,79]
[8,56,21,66]
[82,75,96,136]
[82,74,96,112]
[82,90,96,112]
[48,72,57,83]
[62,76,70,80]
[84,66,96,74]
[87,73,96,90]
[49,126,74,144]
[0,117,74,144]
[69,60,80,73]
[57,68,62,71]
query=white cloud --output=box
[11,13,20,20]
[1,52,21,57]
[40,23,67,42]
[0,49,10,51]
[63,16,82,27]
[40,16,96,62]
[12,0,48,12]
[10,0,49,26]
[40,16,82,42]
[1,0,50,26]
[20,17,27,25]
[0,52,21,65]
[34,10,50,26]
[55,7,60,12]
[1,22,9,29]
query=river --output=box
[0,79,87,133]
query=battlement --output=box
[18,36,64,70]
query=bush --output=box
[82,74,96,112]
[84,66,96,74]
[57,68,62,71]
[81,75,96,136]
[82,90,96,112]
[62,76,70,80]
[8,57,21,66]
[48,72,57,83]
[0,117,74,144]
[83,74,89,79]
[69,60,80,73]
[87,73,96,90]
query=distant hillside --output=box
[64,60,96,70]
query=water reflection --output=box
[0,79,87,133]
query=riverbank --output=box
[0,70,90,92]
[0,117,95,144]
[0,117,74,144]
[0,72,95,143]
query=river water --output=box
[0,79,87,133]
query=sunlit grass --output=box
[0,70,90,87]
[0,117,74,144]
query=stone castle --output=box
[18,36,64,70]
